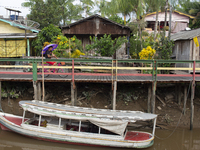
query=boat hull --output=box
[0,113,154,149]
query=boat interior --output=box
[2,114,153,142]
[25,116,118,135]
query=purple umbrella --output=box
[41,44,58,54]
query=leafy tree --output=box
[85,34,127,57]
[22,0,83,28]
[108,15,126,25]
[177,1,200,29]
[56,0,83,26]
[95,0,110,17]
[32,24,62,55]
[80,0,95,17]
[22,0,62,29]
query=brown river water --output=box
[0,128,199,150]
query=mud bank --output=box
[1,82,200,129]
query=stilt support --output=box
[148,84,151,113]
[112,81,117,110]
[38,82,41,101]
[183,85,187,115]
[190,81,195,130]
[33,81,38,100]
[71,82,77,106]
[151,81,156,114]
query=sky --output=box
[0,0,82,18]
[0,0,30,17]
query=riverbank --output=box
[1,82,200,129]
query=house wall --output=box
[62,17,130,36]
[0,21,32,33]
[0,38,26,57]
[145,12,190,34]
[145,12,190,23]
[173,37,200,70]
[173,40,190,67]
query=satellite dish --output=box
[14,18,40,29]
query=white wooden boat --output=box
[0,100,157,148]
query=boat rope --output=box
[155,81,192,140]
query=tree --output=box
[85,34,127,57]
[80,0,95,17]
[177,1,200,29]
[108,15,126,25]
[32,24,62,55]
[21,0,83,28]
[22,0,61,29]
[95,0,110,17]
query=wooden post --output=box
[178,84,181,105]
[190,81,195,130]
[190,61,196,130]
[38,82,41,101]
[112,81,117,110]
[148,84,151,113]
[33,81,38,100]
[183,85,187,115]
[71,81,75,106]
[151,81,156,114]
[74,84,77,106]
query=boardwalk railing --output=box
[0,58,199,83]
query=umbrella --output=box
[41,44,58,54]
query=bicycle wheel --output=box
[39,68,49,78]
[58,68,68,78]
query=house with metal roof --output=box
[61,14,131,58]
[0,8,40,57]
[144,10,194,35]
[171,28,200,70]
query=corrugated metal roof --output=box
[171,28,200,41]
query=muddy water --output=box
[0,128,199,150]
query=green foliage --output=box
[22,0,83,27]
[109,15,130,25]
[85,34,127,57]
[32,24,62,56]
[2,82,27,98]
[155,37,174,74]
[155,37,174,60]
[51,35,83,58]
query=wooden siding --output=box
[62,17,130,36]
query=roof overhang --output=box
[0,33,38,39]
[62,14,131,30]
[0,18,40,33]
[145,10,195,19]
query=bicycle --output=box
[38,62,68,78]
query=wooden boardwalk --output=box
[0,72,198,83]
